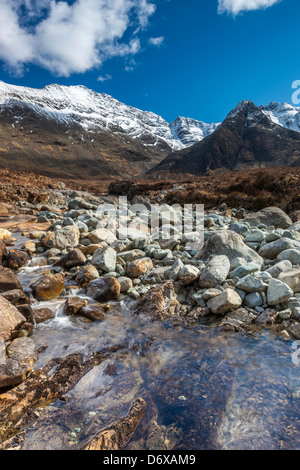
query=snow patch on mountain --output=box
[0,81,219,151]
[261,102,300,133]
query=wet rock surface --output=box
[1,191,300,450]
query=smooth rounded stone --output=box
[164,259,184,281]
[244,230,265,243]
[88,228,116,245]
[0,337,38,388]
[126,258,153,278]
[245,242,261,251]
[45,248,61,258]
[87,277,121,302]
[228,223,249,235]
[278,269,300,293]
[92,246,116,273]
[63,217,75,227]
[198,255,230,288]
[178,265,199,286]
[258,238,300,260]
[235,275,264,293]
[265,232,281,243]
[282,230,300,241]
[207,289,242,315]
[56,248,86,269]
[277,249,300,265]
[75,220,89,233]
[195,230,263,267]
[0,295,26,341]
[31,274,64,301]
[278,309,292,320]
[32,307,55,324]
[244,292,263,308]
[42,225,80,250]
[116,249,145,262]
[289,221,300,231]
[75,265,99,287]
[142,266,170,285]
[265,260,293,278]
[151,249,172,260]
[230,257,247,271]
[255,271,272,282]
[65,297,88,316]
[235,288,246,301]
[118,276,133,293]
[202,288,222,301]
[0,267,22,293]
[267,279,293,306]
[230,262,260,279]
[243,207,292,229]
[80,304,107,322]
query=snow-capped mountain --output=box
[0,81,219,151]
[148,99,300,177]
[261,102,300,133]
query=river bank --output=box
[1,183,300,450]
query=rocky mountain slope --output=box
[148,100,300,177]
[2,81,300,179]
[0,81,221,179]
[0,81,219,151]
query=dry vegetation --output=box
[1,167,300,216]
[108,167,300,214]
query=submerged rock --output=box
[133,281,181,321]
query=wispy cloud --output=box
[149,36,165,47]
[97,74,112,82]
[0,0,156,77]
[218,0,281,15]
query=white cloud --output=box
[97,74,112,82]
[0,0,156,76]
[149,36,164,47]
[218,0,281,15]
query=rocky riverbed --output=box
[1,186,300,450]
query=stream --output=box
[6,233,300,450]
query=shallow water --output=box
[11,240,300,450]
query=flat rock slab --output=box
[0,295,26,342]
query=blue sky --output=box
[0,0,299,124]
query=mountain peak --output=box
[0,81,218,151]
